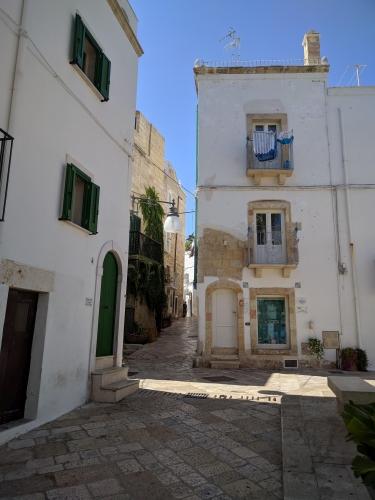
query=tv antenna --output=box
[353,64,367,86]
[220,27,240,62]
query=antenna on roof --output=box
[353,64,367,86]
[220,27,241,63]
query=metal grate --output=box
[202,376,236,382]
[184,393,208,399]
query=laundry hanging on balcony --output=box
[253,131,277,161]
[277,130,294,145]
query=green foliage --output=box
[139,186,164,244]
[342,401,375,487]
[127,257,166,313]
[308,337,324,360]
[185,233,194,251]
[356,349,369,371]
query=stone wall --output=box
[197,228,246,282]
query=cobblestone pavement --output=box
[0,318,373,499]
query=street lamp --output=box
[163,200,181,234]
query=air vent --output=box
[284,359,298,369]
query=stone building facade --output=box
[130,111,185,331]
[194,31,375,370]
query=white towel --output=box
[253,131,276,155]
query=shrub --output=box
[308,337,324,360]
[356,349,368,372]
[342,401,375,487]
[341,347,358,371]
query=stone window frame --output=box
[247,200,299,277]
[250,287,297,355]
[205,279,244,357]
[246,113,292,185]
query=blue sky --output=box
[130,0,375,237]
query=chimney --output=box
[302,30,321,65]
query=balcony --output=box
[248,225,299,277]
[129,231,163,264]
[246,132,293,186]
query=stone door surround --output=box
[205,279,244,357]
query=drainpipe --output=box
[337,107,361,348]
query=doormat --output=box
[202,376,236,382]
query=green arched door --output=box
[96,252,118,357]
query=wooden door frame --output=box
[90,241,127,371]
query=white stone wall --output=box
[196,69,375,368]
[0,0,139,442]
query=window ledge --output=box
[249,263,297,278]
[59,219,93,235]
[246,168,293,185]
[71,63,107,102]
[252,348,297,356]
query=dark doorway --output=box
[0,289,38,424]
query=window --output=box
[71,14,111,101]
[254,124,278,134]
[257,297,287,346]
[254,211,285,264]
[60,164,100,234]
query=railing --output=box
[0,129,14,221]
[248,227,299,265]
[197,58,306,68]
[129,231,163,263]
[247,134,293,171]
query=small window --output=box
[71,14,111,101]
[257,297,287,346]
[60,164,100,234]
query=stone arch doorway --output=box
[205,279,244,359]
[96,252,118,358]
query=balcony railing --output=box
[247,133,293,171]
[129,231,163,263]
[0,129,14,221]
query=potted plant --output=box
[356,348,368,372]
[341,347,358,371]
[342,401,375,498]
[308,337,324,366]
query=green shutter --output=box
[84,182,100,234]
[72,14,85,68]
[98,53,111,101]
[61,164,75,220]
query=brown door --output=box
[0,289,38,424]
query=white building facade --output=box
[195,32,375,370]
[0,0,142,443]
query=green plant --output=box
[139,186,164,244]
[342,401,375,487]
[356,349,368,372]
[308,337,324,360]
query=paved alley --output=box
[0,318,371,499]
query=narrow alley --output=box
[0,319,370,499]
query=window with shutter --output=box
[71,14,111,101]
[60,164,100,234]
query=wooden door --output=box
[0,289,38,424]
[96,252,118,357]
[257,298,287,346]
[212,289,237,348]
[255,211,285,264]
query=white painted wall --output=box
[196,68,375,368]
[0,0,139,442]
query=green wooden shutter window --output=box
[85,182,100,234]
[61,164,75,220]
[98,53,111,101]
[72,14,85,68]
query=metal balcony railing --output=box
[248,227,299,266]
[129,231,163,263]
[247,133,293,171]
[0,129,14,221]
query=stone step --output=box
[92,366,129,388]
[98,379,139,403]
[211,354,239,361]
[210,360,240,370]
